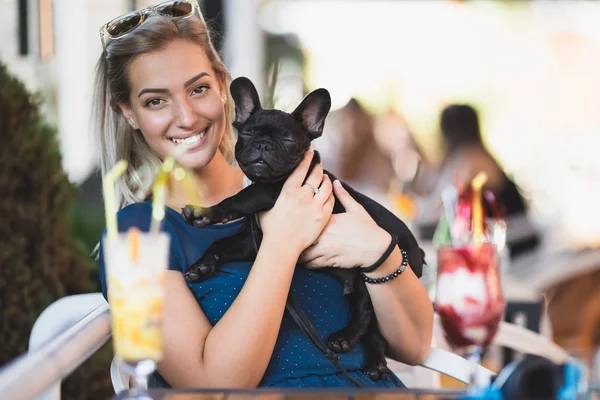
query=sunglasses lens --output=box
[106,12,143,37]
[155,1,193,17]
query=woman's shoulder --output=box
[118,201,152,218]
[116,202,245,235]
[115,202,154,231]
[115,201,184,233]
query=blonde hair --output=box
[92,16,235,211]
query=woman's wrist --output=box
[262,232,303,260]
[359,229,394,268]
[358,233,397,272]
[363,246,405,279]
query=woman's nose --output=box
[174,98,198,129]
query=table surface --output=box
[113,384,600,400]
[113,388,466,400]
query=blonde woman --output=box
[95,0,433,389]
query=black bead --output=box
[393,272,398,277]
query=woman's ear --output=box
[217,78,227,104]
[117,102,139,130]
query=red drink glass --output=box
[435,242,506,388]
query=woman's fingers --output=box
[302,160,324,197]
[314,175,333,205]
[283,149,314,190]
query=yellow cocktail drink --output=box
[104,229,170,363]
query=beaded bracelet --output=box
[361,248,408,284]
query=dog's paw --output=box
[184,253,221,283]
[362,360,388,381]
[182,205,213,228]
[327,332,354,353]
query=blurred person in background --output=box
[94,0,432,389]
[315,98,394,204]
[397,104,539,257]
[314,98,422,220]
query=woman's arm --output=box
[158,236,300,388]
[361,245,433,365]
[300,180,433,365]
[158,150,336,388]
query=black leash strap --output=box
[286,293,366,388]
[251,213,365,388]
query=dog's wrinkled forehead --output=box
[230,76,332,141]
[239,109,308,139]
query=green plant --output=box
[0,60,113,399]
[67,200,106,292]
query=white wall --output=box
[223,0,264,99]
[53,0,129,184]
[0,0,128,184]
[0,0,47,98]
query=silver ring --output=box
[304,182,319,195]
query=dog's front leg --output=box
[182,182,280,228]
[185,219,260,282]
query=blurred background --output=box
[2,0,600,397]
[4,0,600,244]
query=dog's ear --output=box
[230,77,262,128]
[292,88,331,140]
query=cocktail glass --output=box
[104,230,170,399]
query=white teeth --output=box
[170,130,206,145]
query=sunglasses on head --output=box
[100,0,204,50]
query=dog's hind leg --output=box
[361,323,389,381]
[327,280,374,353]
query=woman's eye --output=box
[192,85,209,95]
[145,98,163,107]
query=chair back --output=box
[28,293,108,400]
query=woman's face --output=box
[119,39,226,170]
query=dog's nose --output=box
[256,142,270,152]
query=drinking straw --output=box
[483,190,507,251]
[471,172,488,247]
[169,145,202,204]
[149,145,202,235]
[103,160,128,239]
[128,227,141,264]
[441,186,459,247]
[150,161,171,235]
[433,213,452,248]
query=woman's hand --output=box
[259,150,336,257]
[299,180,391,269]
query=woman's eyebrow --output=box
[137,72,211,98]
[184,72,210,87]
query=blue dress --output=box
[99,201,405,388]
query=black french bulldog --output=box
[181,77,425,380]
